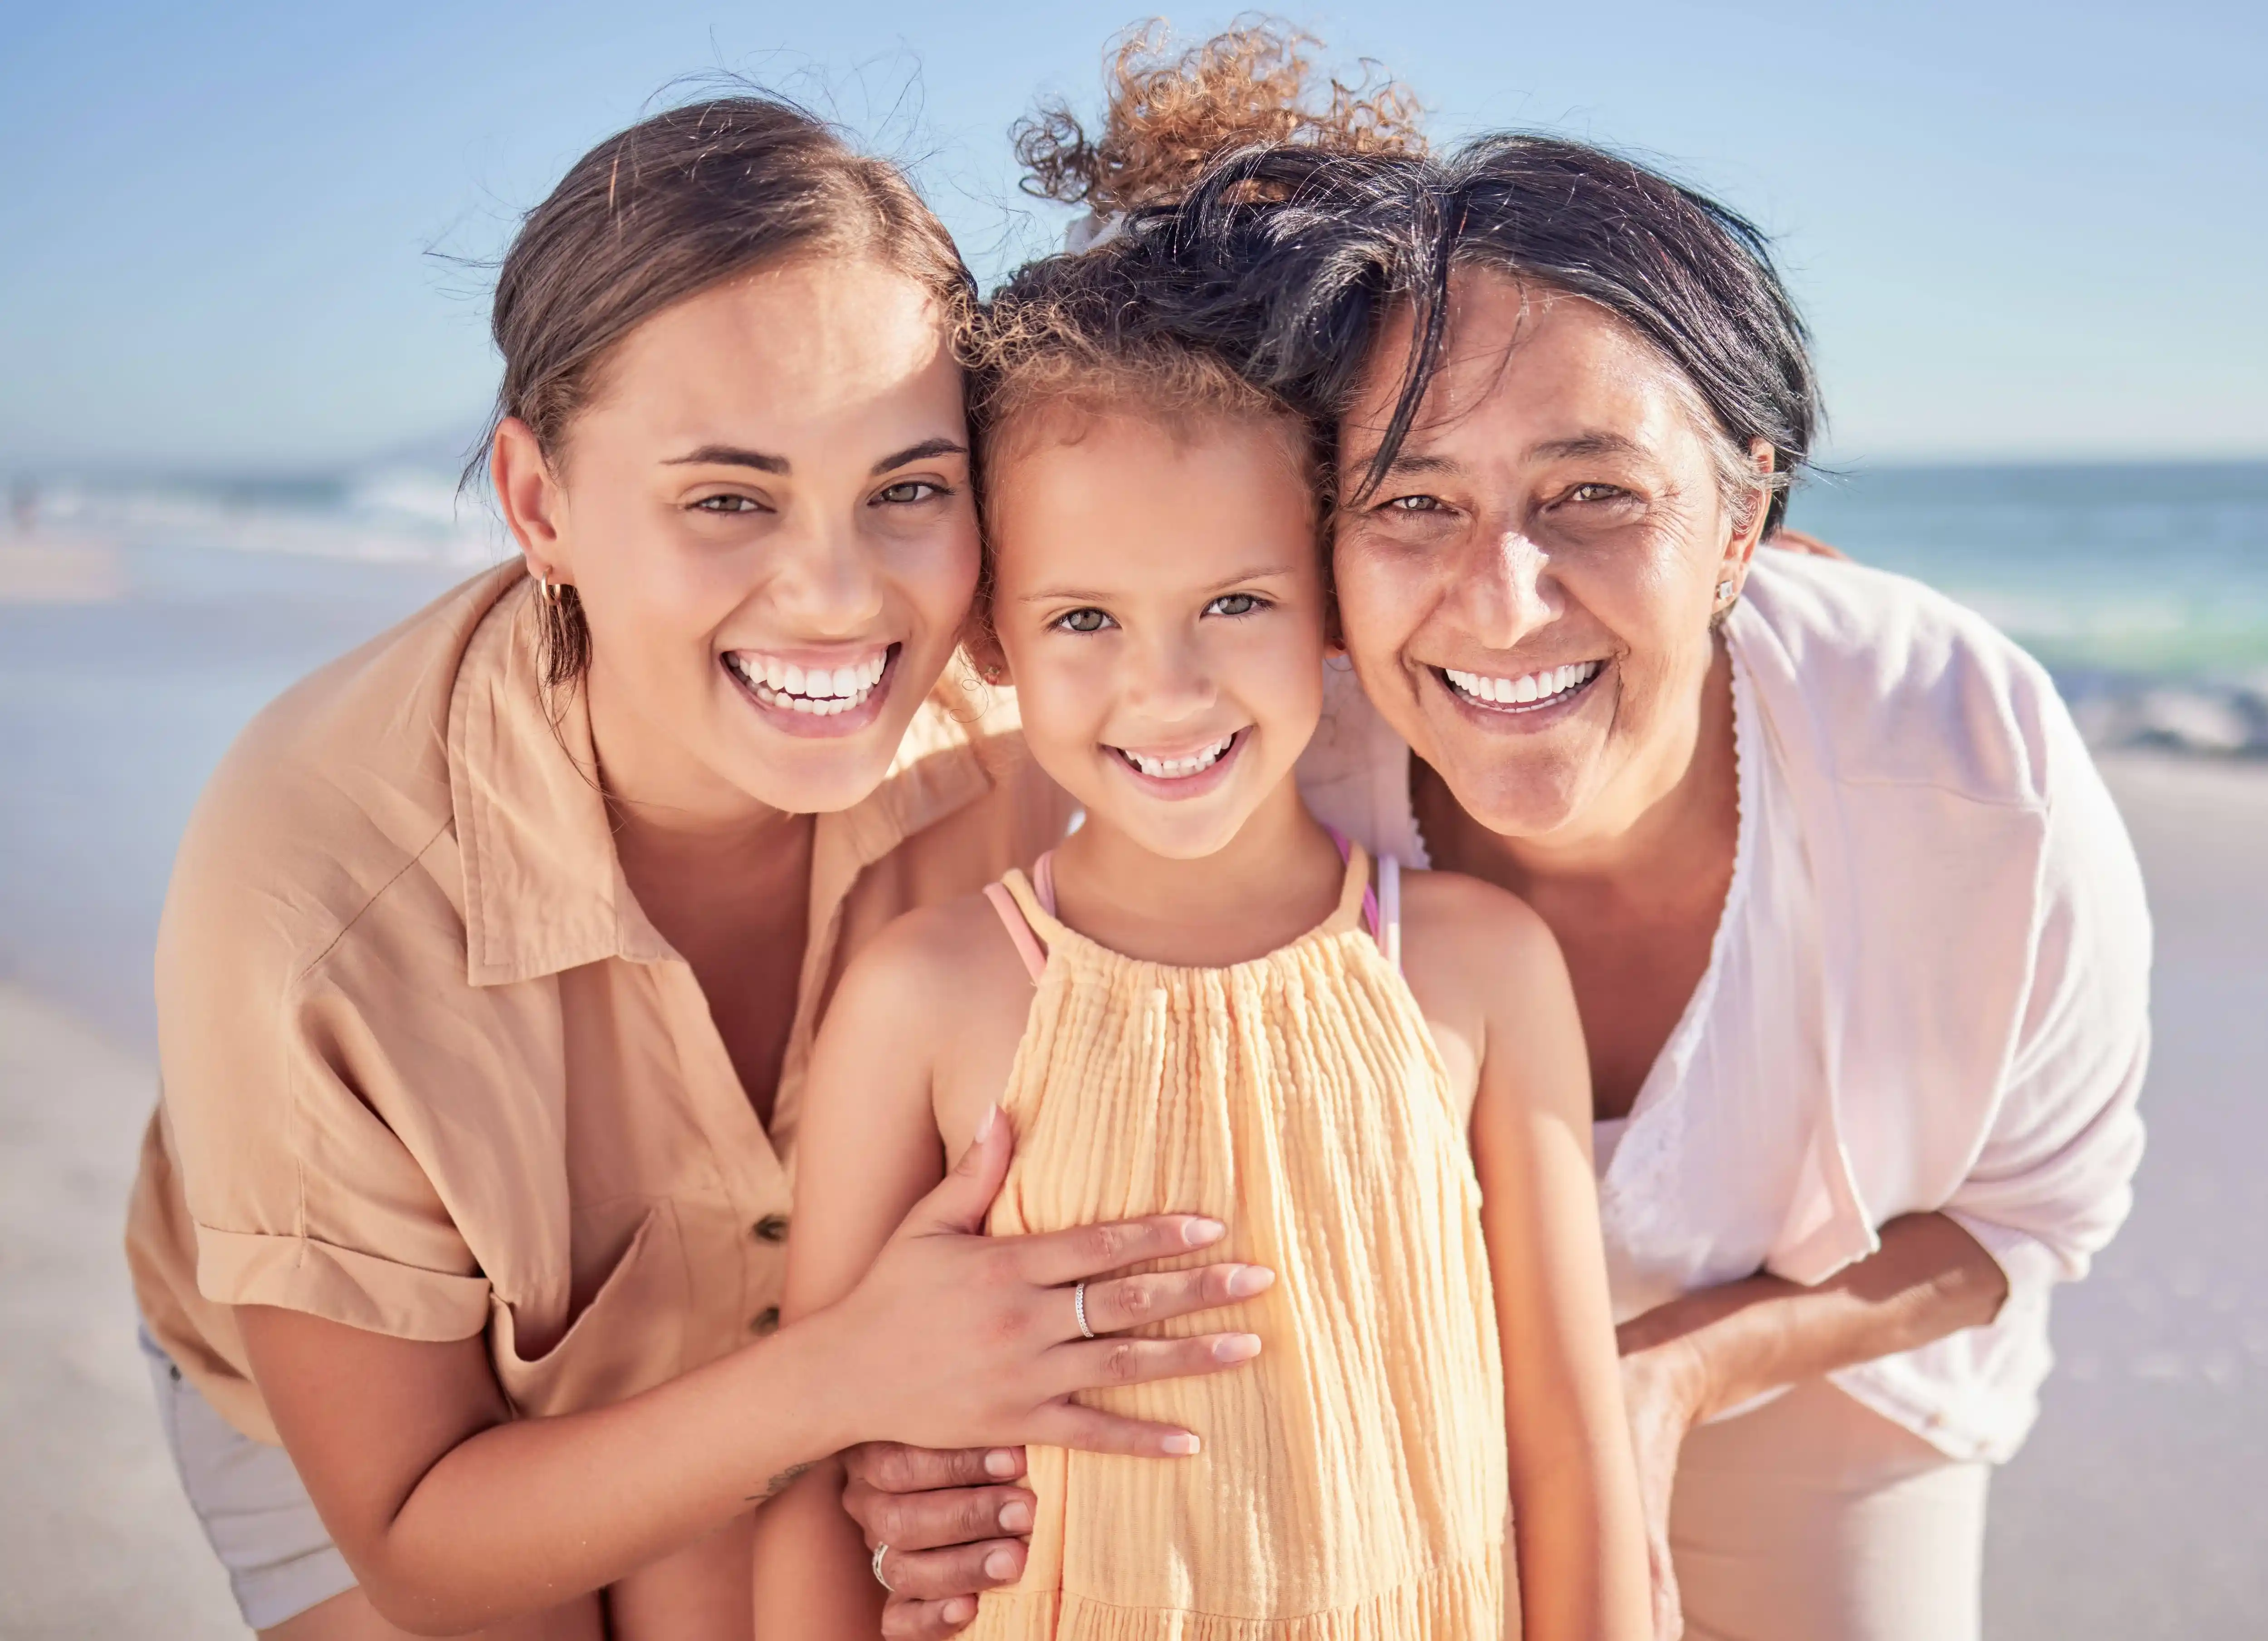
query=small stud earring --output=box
[1715,577,1736,605]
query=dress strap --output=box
[983,877,1050,985]
[1031,848,1059,918]
[1378,852,1403,974]
[1322,825,1386,954]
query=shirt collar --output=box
[448,572,1015,986]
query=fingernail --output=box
[1226,1264,1276,1298]
[1213,1332,1262,1362]
[998,1499,1033,1533]
[973,1103,999,1142]
[943,1597,974,1622]
[1183,1217,1226,1246]
[982,1447,1019,1478]
[983,1548,1017,1581]
[1162,1431,1202,1455]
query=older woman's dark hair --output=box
[1129,135,1821,535]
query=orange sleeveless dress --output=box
[970,842,1507,1640]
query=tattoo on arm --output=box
[748,1461,815,1504]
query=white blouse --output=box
[1296,551,2152,1465]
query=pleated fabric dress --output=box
[970,838,1507,1641]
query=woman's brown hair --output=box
[479,95,975,687]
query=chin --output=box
[1434,753,1591,843]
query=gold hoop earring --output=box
[533,569,563,604]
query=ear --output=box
[1720,439,1776,589]
[492,417,573,585]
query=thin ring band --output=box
[1073,1279,1096,1339]
[871,1540,894,1592]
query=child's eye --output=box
[874,480,948,505]
[1205,593,1267,618]
[693,494,765,514]
[1055,607,1114,634]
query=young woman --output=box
[752,142,1649,1639]
[841,33,2151,1641]
[123,97,1265,1641]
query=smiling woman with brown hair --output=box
[122,95,1269,1641]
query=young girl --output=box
[753,72,1650,1641]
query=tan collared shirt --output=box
[126,566,1072,1445]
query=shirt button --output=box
[753,1214,790,1244]
[750,1306,781,1336]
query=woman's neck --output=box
[1049,780,1348,969]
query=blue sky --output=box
[2,0,2261,471]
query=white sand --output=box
[1,751,2262,1637]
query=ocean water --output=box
[1787,461,2268,753]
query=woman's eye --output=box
[1056,607,1114,634]
[874,480,947,505]
[693,494,763,514]
[1383,493,1443,514]
[1206,593,1266,618]
[1566,483,1627,504]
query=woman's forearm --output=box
[1619,1211,2009,1421]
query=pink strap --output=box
[983,882,1049,984]
[1322,826,1383,948]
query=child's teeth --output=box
[1124,734,1235,778]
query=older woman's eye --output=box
[875,480,948,505]
[1566,483,1628,504]
[694,494,764,514]
[1205,593,1266,618]
[1383,493,1443,513]
[1056,607,1114,634]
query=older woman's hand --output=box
[839,1442,1031,1638]
[1617,1335,1709,1641]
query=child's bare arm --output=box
[751,908,966,1638]
[1408,874,1651,1641]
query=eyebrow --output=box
[1016,564,1303,604]
[662,436,968,477]
[1344,430,1652,485]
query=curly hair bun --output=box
[1016,19,1425,218]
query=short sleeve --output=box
[156,816,492,1343]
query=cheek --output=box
[890,514,984,641]
[1331,534,1432,673]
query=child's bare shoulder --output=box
[1398,867,1561,971]
[834,890,1033,1022]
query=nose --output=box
[766,514,887,637]
[1121,626,1217,724]
[1452,526,1559,650]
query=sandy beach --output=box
[2,536,2263,1637]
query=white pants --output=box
[1671,1377,1990,1641]
[141,1327,357,1631]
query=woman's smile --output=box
[1432,657,1608,730]
[721,641,901,737]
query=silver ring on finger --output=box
[1073,1278,1096,1339]
[871,1540,894,1592]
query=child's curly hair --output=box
[1015,18,1425,216]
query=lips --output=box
[1110,731,1239,780]
[724,646,894,717]
[1439,659,1603,710]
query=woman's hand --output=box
[838,1443,1030,1639]
[811,1104,1270,1459]
[1617,1334,1708,1641]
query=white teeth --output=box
[1444,660,1602,709]
[727,649,892,715]
[1119,733,1237,779]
